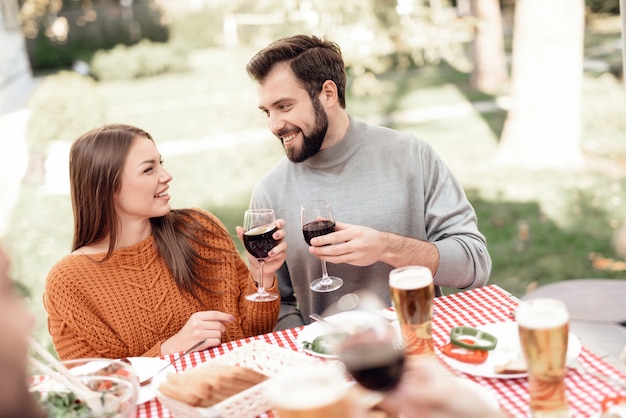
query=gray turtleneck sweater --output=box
[250,116,491,330]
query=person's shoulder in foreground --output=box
[0,242,45,417]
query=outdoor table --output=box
[138,284,626,418]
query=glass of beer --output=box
[389,265,435,357]
[266,364,351,418]
[516,298,570,418]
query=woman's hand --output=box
[160,311,234,355]
[236,218,287,288]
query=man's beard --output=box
[284,98,328,163]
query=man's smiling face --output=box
[257,64,328,163]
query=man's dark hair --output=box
[246,34,347,108]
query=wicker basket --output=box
[156,341,328,418]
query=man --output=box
[246,35,491,330]
[0,242,43,418]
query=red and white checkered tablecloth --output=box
[137,285,626,418]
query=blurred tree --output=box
[22,71,106,184]
[18,0,169,71]
[585,0,620,13]
[494,0,585,169]
[468,0,508,93]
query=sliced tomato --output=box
[601,395,626,412]
[97,380,113,391]
[115,368,130,377]
[441,339,489,365]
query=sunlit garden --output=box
[3,0,626,349]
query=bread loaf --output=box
[493,354,527,375]
[158,363,268,407]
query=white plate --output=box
[297,311,377,358]
[439,322,581,379]
[127,357,174,404]
[379,307,398,321]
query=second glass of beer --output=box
[516,298,570,418]
[266,365,351,418]
[389,265,435,357]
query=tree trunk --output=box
[494,0,585,169]
[469,0,509,93]
[22,151,46,185]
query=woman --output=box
[44,124,285,360]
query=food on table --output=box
[34,391,94,418]
[449,326,498,351]
[441,341,489,364]
[441,326,498,365]
[35,388,128,418]
[157,364,268,407]
[32,360,136,417]
[302,332,346,355]
[88,362,133,389]
[601,395,626,418]
[493,352,528,374]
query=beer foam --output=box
[389,266,433,289]
[516,299,569,329]
[270,381,345,409]
[268,367,347,410]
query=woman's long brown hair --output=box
[69,124,236,298]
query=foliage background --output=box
[4,0,626,351]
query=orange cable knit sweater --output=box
[43,209,279,360]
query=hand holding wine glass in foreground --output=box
[337,316,404,393]
[325,291,405,393]
[377,357,506,418]
[240,209,283,302]
[301,200,343,292]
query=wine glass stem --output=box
[320,260,331,285]
[257,260,268,296]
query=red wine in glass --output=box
[336,305,406,393]
[242,209,279,302]
[244,224,279,259]
[300,200,343,292]
[302,220,335,246]
[339,340,405,392]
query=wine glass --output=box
[334,291,406,392]
[242,209,279,302]
[301,200,344,292]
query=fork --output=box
[128,339,208,387]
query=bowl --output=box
[29,358,140,418]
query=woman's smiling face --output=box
[113,135,173,224]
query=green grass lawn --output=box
[6,33,626,349]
